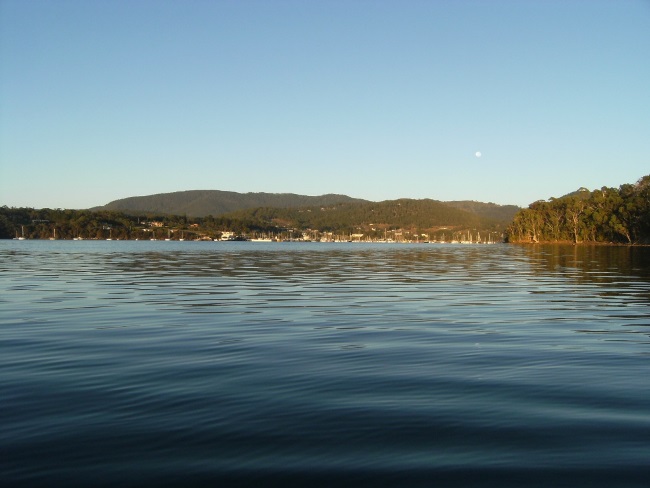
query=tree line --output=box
[0,207,281,240]
[506,175,650,244]
[1,198,511,241]
[224,199,511,235]
[97,190,365,216]
[4,176,647,244]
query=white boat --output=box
[14,225,26,240]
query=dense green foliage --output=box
[506,175,650,244]
[5,174,647,244]
[1,198,516,241]
[0,207,283,240]
[96,190,367,217]
[446,201,521,222]
[223,198,512,237]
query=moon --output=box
[475,151,482,158]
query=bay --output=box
[1,241,649,487]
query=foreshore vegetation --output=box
[0,200,510,242]
[2,175,647,244]
[505,175,650,245]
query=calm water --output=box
[2,241,650,487]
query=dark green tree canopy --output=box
[506,175,650,244]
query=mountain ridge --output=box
[93,190,367,217]
[93,190,519,221]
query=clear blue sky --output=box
[1,0,648,209]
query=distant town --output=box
[7,216,501,244]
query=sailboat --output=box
[14,225,26,240]
[49,228,57,240]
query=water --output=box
[2,241,649,487]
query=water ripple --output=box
[2,241,650,487]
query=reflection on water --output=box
[520,243,650,280]
[1,241,650,487]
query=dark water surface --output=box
[2,241,650,487]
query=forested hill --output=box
[94,190,367,217]
[222,198,516,234]
[506,174,650,244]
[1,195,519,240]
[94,190,519,222]
[445,201,521,222]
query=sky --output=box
[1,0,649,209]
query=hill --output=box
[445,201,521,222]
[2,192,520,240]
[223,198,503,233]
[94,190,519,223]
[94,190,367,217]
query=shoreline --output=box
[509,240,650,247]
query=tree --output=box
[564,196,587,243]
